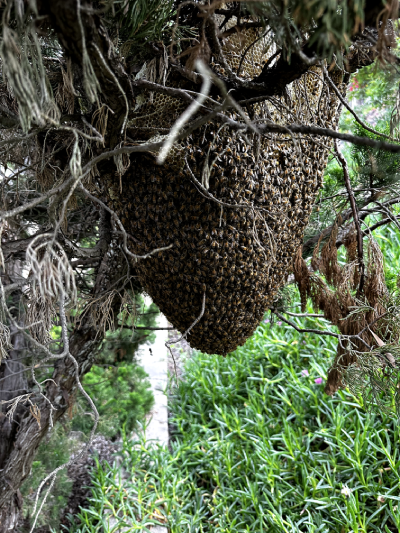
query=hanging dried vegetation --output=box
[293,221,392,396]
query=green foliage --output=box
[21,425,75,530]
[70,294,156,439]
[246,0,364,64]
[304,60,400,253]
[350,123,400,193]
[66,456,169,532]
[109,0,369,65]
[374,216,400,292]
[71,318,400,532]
[303,153,345,251]
[110,0,174,46]
[96,294,159,366]
[72,360,154,439]
[341,64,399,132]
[305,120,400,256]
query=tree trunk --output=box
[0,211,118,531]
[0,343,27,530]
[0,491,23,532]
[0,316,103,531]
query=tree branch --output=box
[271,310,340,338]
[335,141,365,293]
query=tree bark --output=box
[0,264,29,531]
[0,325,26,532]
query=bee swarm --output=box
[106,24,344,355]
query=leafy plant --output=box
[113,0,174,41]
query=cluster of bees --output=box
[110,20,344,354]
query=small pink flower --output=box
[314,377,323,384]
[277,321,282,326]
[301,369,309,377]
[302,341,306,345]
[264,319,270,324]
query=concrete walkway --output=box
[138,312,169,447]
[136,311,169,533]
[107,311,169,532]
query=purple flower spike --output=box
[314,377,323,384]
[301,369,309,377]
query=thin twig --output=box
[174,291,206,342]
[362,215,400,233]
[283,311,326,318]
[323,66,396,142]
[271,310,340,338]
[79,183,173,260]
[157,60,212,164]
[272,310,371,350]
[134,326,174,330]
[165,292,206,380]
[29,292,100,532]
[93,44,129,136]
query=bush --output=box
[71,360,154,439]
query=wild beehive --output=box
[106,21,344,354]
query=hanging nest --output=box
[105,22,345,354]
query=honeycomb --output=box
[219,24,274,79]
[108,23,345,355]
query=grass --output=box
[69,311,400,533]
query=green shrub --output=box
[72,360,154,439]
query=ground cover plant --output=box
[71,269,400,532]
